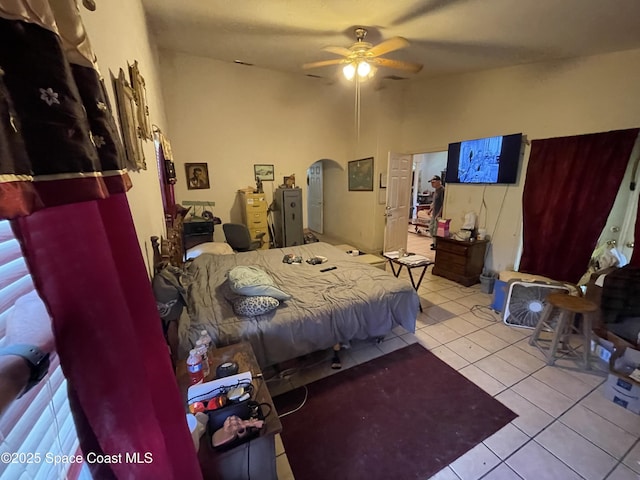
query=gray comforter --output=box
[179,242,419,367]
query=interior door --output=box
[307,162,323,233]
[383,152,413,253]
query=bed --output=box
[152,225,419,368]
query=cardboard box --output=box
[603,346,640,415]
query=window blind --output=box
[0,220,85,479]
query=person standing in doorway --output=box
[429,175,445,250]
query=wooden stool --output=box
[529,293,599,369]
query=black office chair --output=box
[222,223,265,252]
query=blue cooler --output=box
[491,279,508,313]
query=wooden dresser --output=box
[432,237,489,286]
[238,191,270,249]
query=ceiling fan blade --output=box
[367,37,410,57]
[302,58,345,70]
[374,57,423,73]
[322,46,352,57]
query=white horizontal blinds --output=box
[0,220,82,480]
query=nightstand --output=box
[183,219,214,252]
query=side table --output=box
[383,253,434,312]
[177,342,282,480]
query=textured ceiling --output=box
[142,0,640,81]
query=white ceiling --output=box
[141,0,640,81]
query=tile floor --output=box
[269,232,640,480]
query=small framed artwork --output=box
[254,164,275,181]
[379,172,387,188]
[128,60,152,141]
[348,157,374,191]
[113,68,146,171]
[185,162,210,190]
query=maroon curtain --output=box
[520,128,639,284]
[14,194,202,479]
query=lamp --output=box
[342,60,375,81]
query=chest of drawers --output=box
[432,237,489,286]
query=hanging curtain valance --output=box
[0,0,130,220]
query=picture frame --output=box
[348,157,374,191]
[113,68,146,171]
[380,172,387,188]
[128,60,152,141]
[254,164,275,181]
[185,162,210,190]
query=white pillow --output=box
[227,266,291,300]
[186,242,234,259]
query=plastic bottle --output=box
[195,339,210,378]
[187,349,204,385]
[199,330,214,368]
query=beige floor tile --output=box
[466,330,510,353]
[431,345,470,370]
[623,441,640,474]
[475,355,529,387]
[511,376,574,417]
[416,312,439,328]
[440,300,471,315]
[414,329,442,350]
[482,423,530,459]
[495,390,554,436]
[276,453,295,480]
[482,463,523,480]
[485,322,530,344]
[429,466,461,480]
[442,316,481,336]
[423,323,463,344]
[551,359,608,388]
[459,364,507,396]
[506,441,582,480]
[391,324,409,336]
[378,336,408,354]
[450,442,501,480]
[535,422,617,480]
[400,332,419,345]
[494,345,546,375]
[532,366,597,401]
[513,337,552,362]
[458,312,496,329]
[421,291,451,305]
[608,463,640,480]
[580,387,640,437]
[348,344,385,365]
[447,337,491,363]
[424,304,460,322]
[559,404,637,459]
[438,286,475,301]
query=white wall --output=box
[80,0,168,274]
[398,48,640,272]
[157,51,368,244]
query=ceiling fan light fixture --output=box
[357,60,371,77]
[343,63,356,80]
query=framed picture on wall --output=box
[254,164,275,181]
[185,162,210,190]
[348,157,374,191]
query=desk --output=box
[383,253,433,312]
[176,342,282,480]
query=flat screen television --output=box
[445,133,523,184]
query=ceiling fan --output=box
[303,27,423,80]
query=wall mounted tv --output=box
[445,133,523,184]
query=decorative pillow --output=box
[186,242,234,259]
[233,296,280,317]
[227,266,291,300]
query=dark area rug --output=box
[273,343,517,480]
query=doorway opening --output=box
[406,151,447,256]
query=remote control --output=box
[320,266,337,272]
